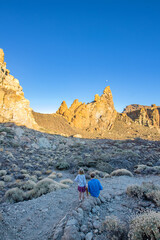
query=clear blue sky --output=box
[1,0,160,113]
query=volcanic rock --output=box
[0,49,38,129]
[123,104,160,128]
[57,86,117,132]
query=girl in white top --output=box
[75,168,86,201]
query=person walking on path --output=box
[74,168,86,201]
[88,172,103,198]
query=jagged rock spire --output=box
[0,49,4,64]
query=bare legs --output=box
[79,192,85,201]
[79,191,81,201]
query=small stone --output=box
[66,218,79,227]
[85,232,93,240]
[93,220,100,229]
[81,225,88,233]
[108,208,114,213]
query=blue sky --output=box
[1,0,160,113]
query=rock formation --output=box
[0,49,38,128]
[123,104,160,128]
[57,86,117,132]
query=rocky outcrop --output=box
[57,86,117,132]
[123,104,160,128]
[0,49,38,129]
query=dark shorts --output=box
[78,186,86,192]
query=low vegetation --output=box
[102,215,127,240]
[128,211,160,240]
[126,182,160,206]
[5,178,69,203]
[110,169,133,177]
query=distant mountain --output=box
[0,48,159,140]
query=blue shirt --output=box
[88,178,103,198]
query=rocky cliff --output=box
[57,86,117,132]
[123,104,160,128]
[0,49,38,129]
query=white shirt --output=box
[74,174,86,187]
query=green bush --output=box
[56,161,70,170]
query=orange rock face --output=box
[57,86,117,132]
[0,49,38,128]
[123,104,160,128]
[0,49,4,64]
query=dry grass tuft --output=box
[48,172,57,179]
[60,179,73,184]
[110,169,133,177]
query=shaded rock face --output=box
[0,49,38,129]
[123,104,160,128]
[57,86,117,132]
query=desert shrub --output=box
[103,216,127,240]
[23,174,30,179]
[103,173,110,178]
[21,169,28,174]
[29,178,69,198]
[60,179,73,184]
[5,187,25,203]
[122,149,139,157]
[45,170,52,175]
[29,175,37,182]
[96,162,113,173]
[2,175,12,182]
[127,182,160,206]
[57,173,63,178]
[21,180,36,191]
[126,185,143,198]
[48,172,57,179]
[34,171,42,176]
[0,170,7,177]
[0,181,5,188]
[110,169,133,177]
[94,170,105,178]
[128,211,160,240]
[56,161,70,170]
[134,165,160,175]
[134,164,147,174]
[145,190,160,207]
[141,182,160,193]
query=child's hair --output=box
[90,172,95,178]
[78,168,84,175]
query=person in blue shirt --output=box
[88,172,103,198]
